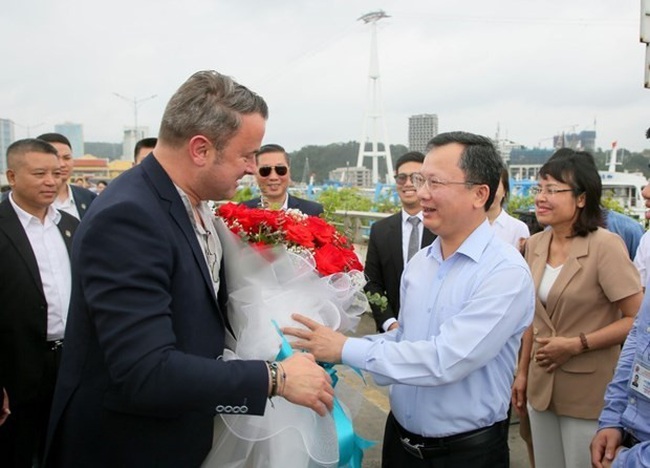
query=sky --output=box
[1,0,649,153]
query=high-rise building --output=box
[0,118,15,174]
[122,127,149,161]
[55,122,84,157]
[409,114,438,153]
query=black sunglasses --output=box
[258,165,288,177]
[394,172,419,185]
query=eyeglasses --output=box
[394,172,420,185]
[258,165,288,177]
[410,173,480,191]
[202,231,219,284]
[529,186,575,196]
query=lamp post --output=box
[113,93,157,140]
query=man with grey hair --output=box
[285,132,534,467]
[45,70,333,467]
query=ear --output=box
[576,192,586,208]
[6,169,15,186]
[187,135,211,167]
[473,183,490,209]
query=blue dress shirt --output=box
[343,220,535,437]
[598,292,650,467]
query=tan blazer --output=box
[525,227,641,419]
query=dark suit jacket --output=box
[364,212,436,332]
[69,185,97,219]
[45,156,268,468]
[1,185,96,219]
[243,194,324,216]
[0,201,78,405]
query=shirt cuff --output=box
[382,318,397,332]
[342,337,374,370]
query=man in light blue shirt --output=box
[591,292,650,467]
[286,131,535,467]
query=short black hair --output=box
[541,148,603,237]
[37,132,72,148]
[256,143,288,165]
[134,137,157,161]
[426,131,504,211]
[394,151,425,173]
[7,138,59,170]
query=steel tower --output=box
[356,10,393,184]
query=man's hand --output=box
[511,373,528,417]
[591,428,623,468]
[0,388,10,426]
[280,353,334,417]
[387,322,399,332]
[535,336,580,373]
[283,314,348,363]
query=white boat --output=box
[600,142,647,220]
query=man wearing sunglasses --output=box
[364,151,436,332]
[242,144,323,216]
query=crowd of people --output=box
[1,69,650,468]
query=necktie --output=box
[407,216,421,262]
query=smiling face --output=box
[417,143,487,249]
[534,175,584,230]
[394,160,423,214]
[7,151,61,218]
[255,150,290,205]
[198,113,265,201]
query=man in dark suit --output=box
[45,70,333,468]
[365,151,435,332]
[242,143,323,216]
[0,139,79,467]
[36,133,97,219]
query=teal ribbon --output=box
[272,321,375,467]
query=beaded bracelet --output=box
[579,332,590,351]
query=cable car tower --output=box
[356,10,393,184]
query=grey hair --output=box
[159,70,268,150]
[426,131,504,211]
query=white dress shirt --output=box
[491,209,530,249]
[53,184,81,220]
[342,220,535,437]
[10,194,71,340]
[634,230,650,287]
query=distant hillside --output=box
[84,142,122,160]
[289,141,409,183]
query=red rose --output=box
[306,216,337,245]
[284,223,315,249]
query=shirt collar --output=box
[492,209,507,228]
[9,192,61,229]
[426,218,493,263]
[401,209,423,224]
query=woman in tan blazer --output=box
[511,149,642,468]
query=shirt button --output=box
[533,327,538,335]
[630,398,636,404]
[646,326,650,333]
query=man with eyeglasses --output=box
[285,131,535,467]
[365,151,435,332]
[242,144,323,216]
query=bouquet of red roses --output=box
[217,202,363,276]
